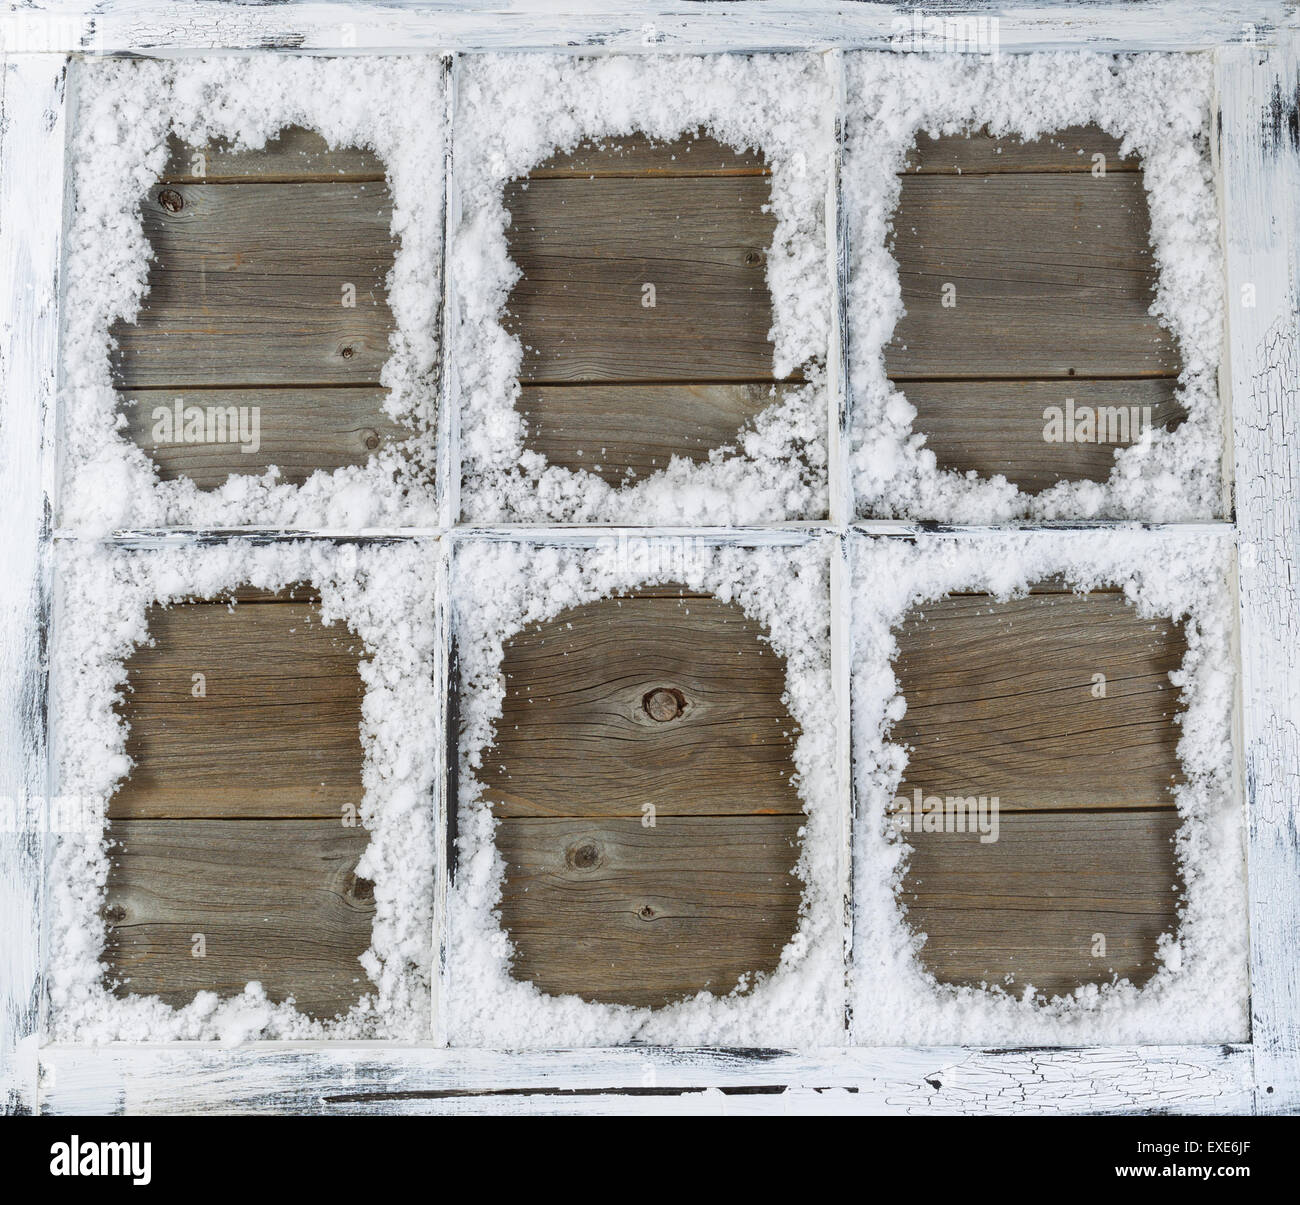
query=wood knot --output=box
[157,188,184,214]
[643,687,685,723]
[343,871,375,905]
[566,841,602,870]
[637,904,657,921]
[103,904,126,925]
[744,249,762,266]
[340,345,355,360]
[363,429,380,451]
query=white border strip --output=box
[0,52,67,1116]
[0,2,1285,58]
[1217,36,1300,1115]
[37,1042,1254,1116]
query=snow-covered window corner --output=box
[446,536,846,1047]
[60,56,446,535]
[452,53,836,526]
[48,539,440,1043]
[845,52,1225,524]
[849,529,1246,1046]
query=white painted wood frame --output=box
[2,1,1297,1115]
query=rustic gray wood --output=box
[111,601,364,820]
[892,591,1186,811]
[505,175,781,383]
[483,592,802,819]
[886,173,1179,379]
[905,126,1137,174]
[103,819,374,1019]
[902,378,1186,493]
[112,180,395,388]
[518,382,800,485]
[118,387,410,489]
[163,127,385,182]
[495,815,803,1007]
[482,590,805,1005]
[507,136,793,489]
[901,809,1181,997]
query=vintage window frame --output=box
[1,0,1295,1116]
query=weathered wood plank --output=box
[905,126,1138,174]
[178,584,320,604]
[110,602,364,820]
[0,53,64,1118]
[903,378,1186,493]
[901,810,1181,997]
[103,819,374,1020]
[505,175,780,383]
[483,593,801,819]
[9,0,1282,58]
[118,387,408,488]
[1218,39,1300,1114]
[36,1042,1257,1118]
[162,127,385,183]
[532,132,767,178]
[111,180,395,387]
[518,383,798,484]
[495,815,802,1006]
[892,592,1186,811]
[887,173,1179,379]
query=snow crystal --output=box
[59,57,445,534]
[452,54,835,524]
[850,529,1247,1045]
[48,539,439,1042]
[845,52,1225,522]
[446,537,845,1046]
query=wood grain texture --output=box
[111,180,395,388]
[892,591,1186,811]
[162,126,385,182]
[483,592,802,819]
[505,137,798,490]
[518,383,798,485]
[904,379,1186,493]
[901,810,1181,997]
[103,820,374,1019]
[118,387,409,488]
[505,175,780,383]
[111,601,364,819]
[495,815,802,1006]
[886,173,1178,379]
[481,590,805,1005]
[905,126,1137,174]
